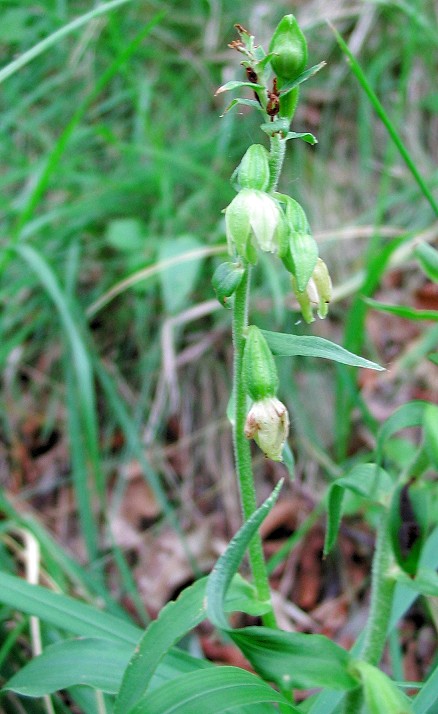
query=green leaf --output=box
[215,80,264,94]
[3,638,133,696]
[220,98,263,116]
[0,0,136,85]
[206,481,283,630]
[278,61,327,97]
[128,667,299,714]
[413,663,438,713]
[0,572,221,693]
[262,331,384,370]
[332,28,438,218]
[105,218,144,252]
[285,131,318,144]
[260,118,290,136]
[205,483,355,692]
[0,571,140,645]
[282,441,295,479]
[324,464,394,554]
[231,628,357,691]
[15,244,103,562]
[365,297,438,322]
[376,402,427,465]
[158,235,203,313]
[414,242,438,283]
[351,660,414,713]
[423,404,438,468]
[116,574,269,713]
[394,569,438,597]
[115,578,207,712]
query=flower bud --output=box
[269,15,307,84]
[212,261,245,307]
[237,144,270,191]
[292,257,332,323]
[243,325,278,401]
[244,397,289,461]
[280,196,318,291]
[225,188,287,263]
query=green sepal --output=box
[242,325,279,401]
[237,144,270,191]
[212,261,245,307]
[277,194,318,290]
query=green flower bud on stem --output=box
[269,15,307,84]
[212,261,245,307]
[243,325,278,401]
[279,195,318,290]
[238,144,270,191]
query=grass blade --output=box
[0,0,136,85]
[16,244,103,563]
[332,25,438,217]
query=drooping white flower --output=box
[244,396,289,461]
[292,257,332,323]
[225,189,287,263]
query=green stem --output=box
[232,267,276,628]
[344,510,396,713]
[361,511,396,665]
[267,134,287,192]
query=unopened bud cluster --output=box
[217,14,331,323]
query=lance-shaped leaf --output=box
[262,331,384,370]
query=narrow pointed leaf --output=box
[221,98,263,116]
[206,481,283,629]
[376,401,427,464]
[285,131,318,144]
[365,297,438,322]
[278,61,327,96]
[413,663,438,713]
[262,331,384,370]
[128,667,299,714]
[414,242,438,283]
[3,638,133,695]
[116,574,268,713]
[215,80,263,95]
[325,464,394,553]
[231,628,357,691]
[351,660,414,713]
